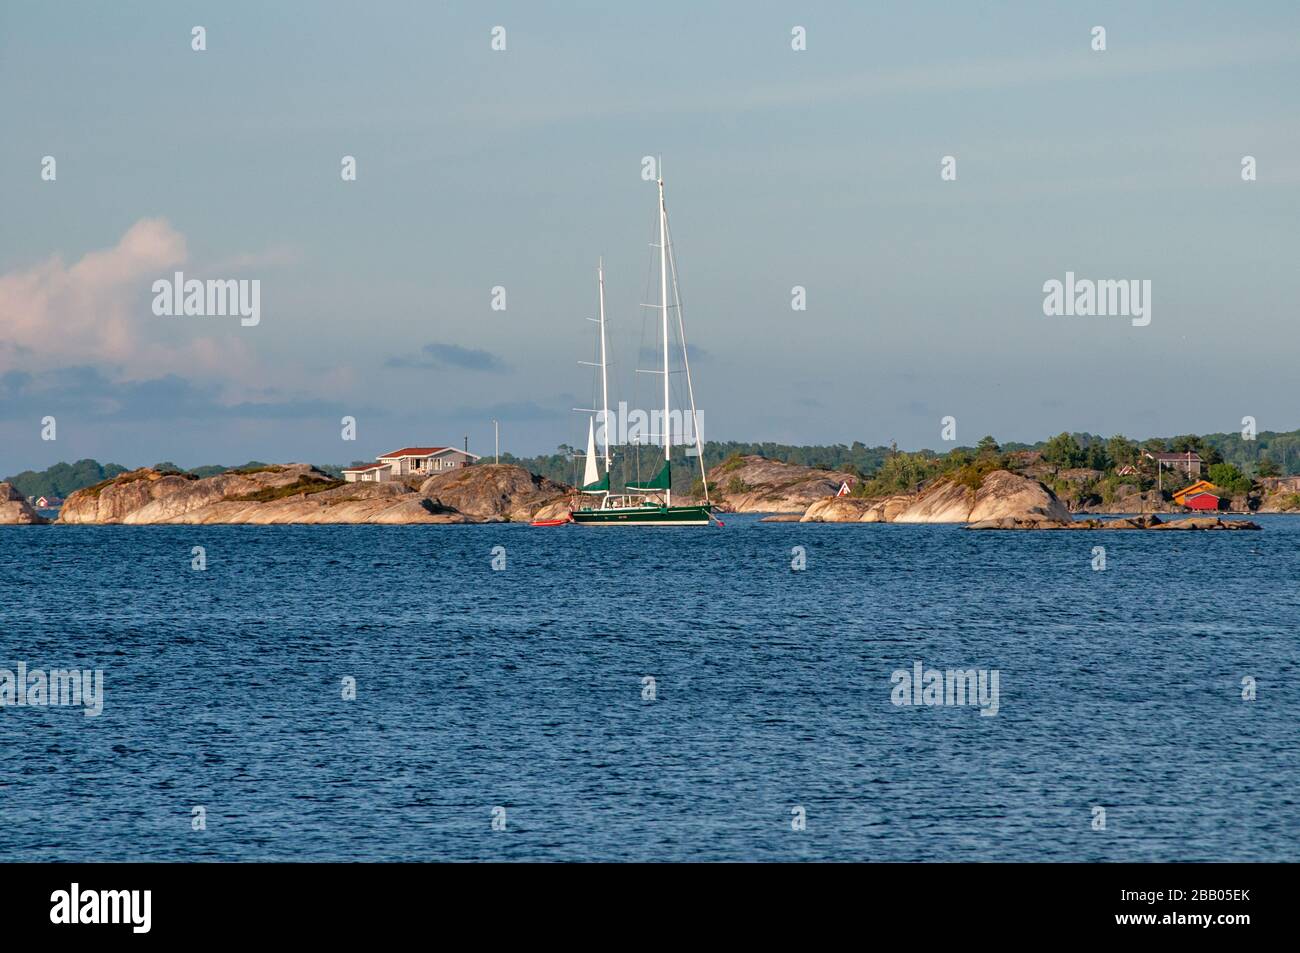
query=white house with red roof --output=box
[342,446,480,483]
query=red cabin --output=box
[1183,491,1221,511]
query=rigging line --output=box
[632,202,659,490]
[665,207,709,503]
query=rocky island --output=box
[1,482,48,524]
[967,514,1260,531]
[52,463,572,525]
[708,455,857,513]
[4,437,1276,532]
[786,469,1258,531]
[798,469,1072,524]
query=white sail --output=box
[582,416,600,488]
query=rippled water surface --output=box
[2,516,1297,861]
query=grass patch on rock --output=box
[83,468,194,497]
[228,464,289,476]
[229,478,344,503]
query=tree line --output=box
[8,427,1298,500]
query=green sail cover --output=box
[581,473,610,493]
[627,461,671,491]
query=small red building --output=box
[1183,491,1221,511]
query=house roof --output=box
[1172,479,1217,502]
[378,446,450,458]
[378,446,482,460]
[342,462,391,472]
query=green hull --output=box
[571,504,712,526]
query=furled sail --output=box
[581,417,608,492]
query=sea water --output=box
[1,516,1296,861]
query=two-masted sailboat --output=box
[568,172,714,526]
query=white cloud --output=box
[0,218,273,393]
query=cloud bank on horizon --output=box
[0,217,352,418]
[2,2,1299,472]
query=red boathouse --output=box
[1183,491,1222,511]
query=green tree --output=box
[1208,462,1252,496]
[859,452,935,495]
[2,459,128,499]
[1084,442,1112,471]
[1042,432,1085,468]
[1257,455,1281,478]
[1105,435,1138,469]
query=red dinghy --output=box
[530,515,572,527]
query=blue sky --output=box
[2,1,1299,471]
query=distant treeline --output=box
[2,459,128,499]
[3,458,349,499]
[1003,429,1300,477]
[8,428,1299,500]
[505,429,1300,496]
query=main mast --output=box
[659,169,671,507]
[598,257,610,473]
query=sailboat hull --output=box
[570,504,711,526]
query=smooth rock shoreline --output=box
[50,463,572,525]
[710,455,857,514]
[798,470,1072,525]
